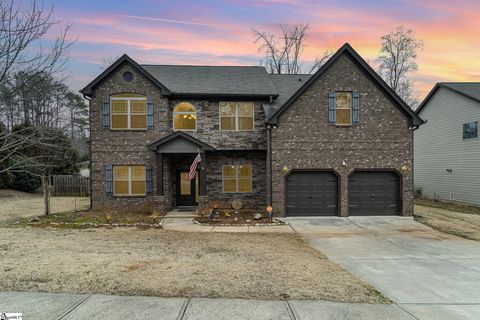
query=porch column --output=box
[199,152,207,196]
[156,153,163,196]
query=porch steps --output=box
[165,209,198,218]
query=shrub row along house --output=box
[80,43,423,217]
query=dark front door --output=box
[176,170,198,207]
[286,171,338,216]
[348,171,401,215]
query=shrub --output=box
[10,171,41,193]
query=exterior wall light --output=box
[341,160,347,166]
[282,165,289,173]
[401,164,408,173]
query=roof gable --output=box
[267,43,424,126]
[417,82,480,114]
[147,131,214,152]
[79,54,171,96]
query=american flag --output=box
[188,152,201,180]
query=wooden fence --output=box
[52,175,90,197]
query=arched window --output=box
[173,102,196,130]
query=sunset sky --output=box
[55,0,480,99]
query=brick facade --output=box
[270,53,414,216]
[87,50,416,216]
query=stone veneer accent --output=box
[270,53,414,217]
[89,61,267,212]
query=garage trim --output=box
[284,169,341,216]
[347,168,403,216]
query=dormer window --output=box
[111,93,147,130]
[173,102,197,131]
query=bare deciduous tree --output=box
[0,0,75,87]
[253,23,331,74]
[377,26,423,108]
[101,55,122,70]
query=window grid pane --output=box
[238,117,254,130]
[223,178,237,193]
[222,165,252,193]
[336,109,351,125]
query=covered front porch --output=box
[148,132,214,214]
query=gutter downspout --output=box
[83,93,92,210]
[410,123,420,215]
[266,124,272,205]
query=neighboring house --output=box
[80,43,423,216]
[415,83,480,206]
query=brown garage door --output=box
[348,171,401,215]
[286,171,338,216]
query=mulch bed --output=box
[13,209,166,229]
[195,209,283,226]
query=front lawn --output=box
[0,227,387,303]
[415,199,480,241]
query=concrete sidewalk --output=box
[161,210,294,233]
[0,291,422,320]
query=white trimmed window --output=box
[222,164,252,193]
[335,92,352,125]
[111,93,147,129]
[113,165,146,196]
[219,102,254,131]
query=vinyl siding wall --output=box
[414,87,480,205]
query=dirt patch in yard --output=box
[414,205,480,241]
[0,227,387,303]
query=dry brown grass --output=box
[0,227,387,303]
[415,197,480,215]
[414,204,480,241]
[0,189,89,222]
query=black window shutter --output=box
[146,163,153,195]
[352,91,360,125]
[328,91,336,125]
[105,164,113,196]
[147,96,154,129]
[102,96,110,129]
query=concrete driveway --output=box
[288,216,480,319]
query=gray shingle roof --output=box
[441,83,480,102]
[141,65,278,96]
[263,74,312,119]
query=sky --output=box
[53,0,480,99]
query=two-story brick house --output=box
[80,43,423,217]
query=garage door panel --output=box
[286,171,338,216]
[349,171,401,216]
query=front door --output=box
[176,170,198,207]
